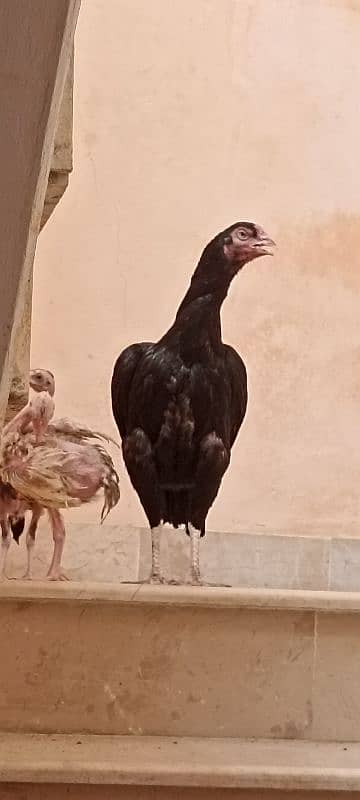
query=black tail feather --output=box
[9,515,25,543]
[163,489,191,528]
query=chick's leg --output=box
[45,509,69,581]
[22,506,42,580]
[0,519,12,580]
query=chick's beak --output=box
[29,372,39,391]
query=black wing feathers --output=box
[111,343,151,438]
[224,345,248,447]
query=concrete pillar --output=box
[40,47,75,231]
[4,47,75,425]
[0,0,81,427]
[4,275,33,425]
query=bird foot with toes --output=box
[149,574,168,585]
[192,581,231,588]
[45,571,70,582]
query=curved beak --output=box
[29,370,42,393]
[254,233,276,257]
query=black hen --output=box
[111,222,275,584]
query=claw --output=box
[45,571,70,582]
[149,575,167,585]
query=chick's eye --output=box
[237,229,248,240]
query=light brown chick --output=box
[1,380,120,581]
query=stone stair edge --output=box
[0,734,360,791]
[2,580,360,611]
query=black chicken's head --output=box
[223,221,276,270]
[177,221,276,314]
[196,222,275,284]
[223,221,275,261]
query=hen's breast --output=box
[128,346,233,454]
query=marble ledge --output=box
[2,580,360,612]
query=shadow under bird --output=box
[111,222,275,584]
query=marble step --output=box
[0,733,359,798]
[5,519,360,590]
[0,582,359,740]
